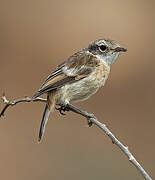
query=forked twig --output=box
[0,94,152,180]
[0,94,46,117]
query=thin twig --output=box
[0,95,152,180]
[65,103,152,180]
[0,95,46,117]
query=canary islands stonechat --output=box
[33,38,127,142]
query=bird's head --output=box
[88,39,127,66]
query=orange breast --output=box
[94,62,110,86]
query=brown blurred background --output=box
[0,0,154,179]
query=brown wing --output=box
[33,50,100,98]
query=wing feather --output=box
[33,51,99,98]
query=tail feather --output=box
[38,92,56,142]
[38,104,50,142]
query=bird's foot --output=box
[87,118,93,127]
[56,104,70,115]
[86,113,94,127]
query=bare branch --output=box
[0,95,152,180]
[0,94,46,117]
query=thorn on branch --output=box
[129,155,135,161]
[2,93,9,104]
[125,146,129,151]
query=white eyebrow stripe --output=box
[96,40,107,46]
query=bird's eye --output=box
[99,45,107,52]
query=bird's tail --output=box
[38,92,56,142]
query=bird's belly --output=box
[62,80,99,102]
[56,70,109,104]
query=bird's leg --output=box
[87,118,93,127]
[56,103,93,127]
[55,103,70,115]
[66,103,93,127]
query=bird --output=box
[32,38,127,142]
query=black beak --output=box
[114,47,127,52]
